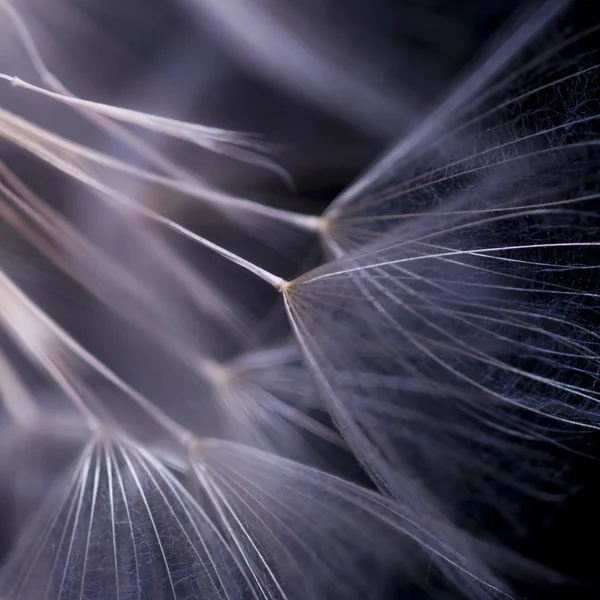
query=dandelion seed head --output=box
[197,357,233,389]
[1,0,599,598]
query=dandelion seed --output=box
[1,0,596,598]
[0,431,249,600]
[320,6,600,255]
[197,343,344,457]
